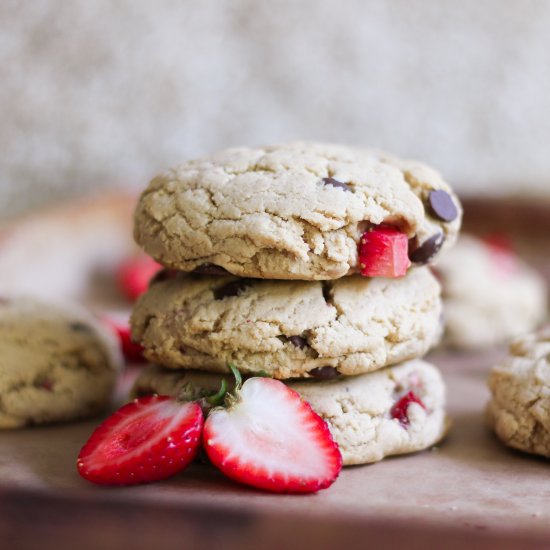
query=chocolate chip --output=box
[149,268,178,286]
[0,297,10,306]
[288,335,308,349]
[322,177,351,192]
[409,233,445,264]
[309,366,340,379]
[321,282,333,304]
[213,279,252,300]
[69,322,91,333]
[427,190,458,222]
[193,264,230,276]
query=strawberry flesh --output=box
[203,377,342,493]
[77,395,203,485]
[391,391,426,427]
[359,226,411,277]
[117,255,163,301]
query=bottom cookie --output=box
[132,359,448,466]
[486,328,550,458]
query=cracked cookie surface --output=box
[134,142,461,280]
[0,297,123,428]
[436,235,547,349]
[486,328,550,457]
[130,267,442,379]
[131,359,447,465]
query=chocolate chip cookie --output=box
[130,267,442,379]
[134,142,461,280]
[436,235,547,349]
[132,358,447,466]
[486,328,550,457]
[0,297,123,428]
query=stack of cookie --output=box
[129,142,462,466]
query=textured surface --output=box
[0,297,122,428]
[134,142,461,280]
[487,328,550,457]
[132,359,447,466]
[437,235,547,349]
[3,1,550,221]
[130,267,442,379]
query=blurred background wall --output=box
[1,0,550,218]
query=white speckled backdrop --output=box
[1,0,550,217]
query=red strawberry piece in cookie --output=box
[359,226,411,278]
[117,255,163,301]
[391,391,426,427]
[203,368,342,493]
[77,396,203,485]
[483,234,518,277]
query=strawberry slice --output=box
[203,376,342,493]
[77,396,203,485]
[117,255,163,301]
[391,391,426,427]
[359,226,411,278]
[104,317,145,363]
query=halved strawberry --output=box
[117,255,163,301]
[203,376,342,494]
[77,396,203,485]
[104,317,145,363]
[359,226,411,278]
[391,391,426,427]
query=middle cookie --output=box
[131,267,442,379]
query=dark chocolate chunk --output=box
[193,264,230,276]
[288,335,308,349]
[409,233,445,264]
[213,279,252,300]
[309,366,340,379]
[322,177,351,192]
[149,268,178,286]
[427,190,458,222]
[321,282,333,304]
[69,322,91,333]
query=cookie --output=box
[134,142,461,280]
[0,297,123,428]
[130,267,442,379]
[436,235,547,349]
[486,328,550,457]
[132,359,447,466]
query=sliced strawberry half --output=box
[359,226,411,278]
[77,396,203,485]
[104,317,145,363]
[203,376,342,494]
[117,255,163,301]
[391,391,426,427]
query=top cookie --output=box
[134,142,461,280]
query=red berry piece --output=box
[203,376,342,493]
[104,317,145,363]
[391,391,426,427]
[77,396,203,485]
[359,227,411,278]
[117,255,163,301]
[483,234,518,276]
